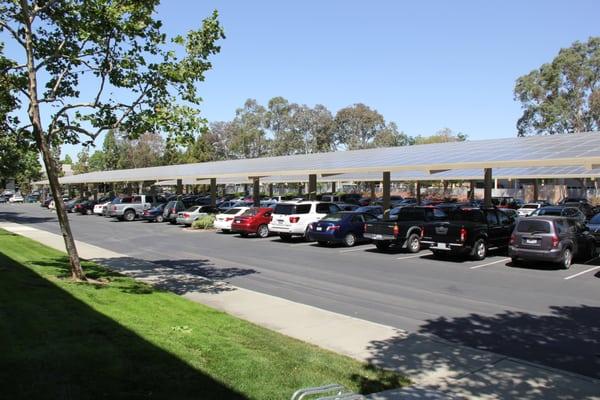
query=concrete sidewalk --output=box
[2,221,599,400]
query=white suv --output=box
[268,201,341,240]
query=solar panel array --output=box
[38,132,600,184]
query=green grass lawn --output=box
[0,229,408,399]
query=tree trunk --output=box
[20,1,85,280]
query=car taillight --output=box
[551,235,559,248]
[510,234,516,245]
[460,227,467,242]
[364,223,368,232]
[171,208,176,213]
[225,217,234,221]
[289,216,300,223]
[420,227,424,239]
[326,225,340,231]
[112,205,116,211]
[183,213,190,218]
[393,224,399,237]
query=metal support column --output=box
[469,180,475,201]
[210,178,217,207]
[308,174,317,201]
[484,168,493,208]
[382,171,391,211]
[370,182,376,199]
[533,179,539,202]
[416,181,422,204]
[253,177,260,207]
[331,181,336,194]
[176,179,183,196]
[268,183,273,198]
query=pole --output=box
[210,178,217,207]
[484,168,493,208]
[416,180,421,204]
[253,177,260,207]
[382,171,391,211]
[308,174,317,201]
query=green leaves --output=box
[514,36,600,135]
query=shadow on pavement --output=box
[0,210,56,224]
[362,306,600,399]
[91,256,257,295]
[0,251,247,400]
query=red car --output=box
[231,207,273,238]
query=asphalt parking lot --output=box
[1,203,599,379]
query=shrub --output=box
[191,214,215,230]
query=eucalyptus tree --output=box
[0,0,224,279]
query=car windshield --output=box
[273,203,310,215]
[448,209,484,223]
[322,213,344,221]
[241,208,259,216]
[535,208,562,216]
[186,206,200,212]
[517,219,552,233]
[224,208,241,215]
[522,204,538,209]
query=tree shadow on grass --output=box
[361,306,600,399]
[0,252,247,400]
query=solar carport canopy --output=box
[45,132,600,184]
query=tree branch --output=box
[0,21,27,49]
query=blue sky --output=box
[52,1,600,158]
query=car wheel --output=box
[279,233,292,241]
[304,227,313,242]
[406,233,420,253]
[240,232,248,237]
[124,210,136,222]
[510,257,521,267]
[257,224,269,238]
[343,233,356,247]
[561,248,572,270]
[317,241,328,246]
[86,209,92,215]
[471,239,487,261]
[375,241,391,251]
[155,215,164,223]
[169,219,177,225]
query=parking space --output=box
[2,203,600,379]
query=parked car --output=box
[25,194,39,203]
[163,200,188,224]
[268,201,341,241]
[141,203,167,222]
[176,205,218,226]
[563,201,595,219]
[355,205,384,219]
[93,197,113,215]
[517,203,544,217]
[64,198,83,213]
[500,208,519,220]
[308,211,378,247]
[586,213,600,243]
[77,200,99,215]
[529,206,586,224]
[492,196,522,209]
[365,206,447,252]
[8,193,24,203]
[509,216,596,269]
[422,207,515,260]
[335,203,360,211]
[0,195,6,204]
[41,197,53,208]
[231,207,273,238]
[109,195,162,221]
[214,207,250,233]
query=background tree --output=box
[207,120,237,159]
[102,131,120,170]
[72,147,90,174]
[117,132,165,169]
[88,150,105,171]
[514,36,600,136]
[184,132,217,163]
[373,122,412,147]
[333,103,385,150]
[412,128,468,144]
[62,154,73,165]
[229,99,269,158]
[0,1,224,279]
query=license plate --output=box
[316,226,322,231]
[277,219,284,223]
[436,243,448,249]
[525,239,538,244]
[375,234,383,240]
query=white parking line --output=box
[396,253,424,260]
[290,241,316,247]
[339,246,375,253]
[564,265,600,280]
[469,257,510,269]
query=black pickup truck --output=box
[364,206,448,252]
[421,207,515,260]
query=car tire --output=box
[124,210,136,222]
[510,257,521,267]
[406,233,420,253]
[240,232,248,237]
[169,220,177,225]
[317,241,328,246]
[86,209,92,215]
[155,215,164,223]
[343,233,356,247]
[471,239,487,261]
[257,224,269,238]
[375,241,391,251]
[279,233,292,241]
[561,247,572,270]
